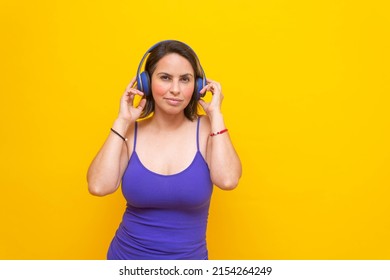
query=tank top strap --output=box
[133,122,138,151]
[196,117,201,151]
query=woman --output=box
[87,40,242,259]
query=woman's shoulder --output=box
[198,114,211,132]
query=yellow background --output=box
[1,0,389,259]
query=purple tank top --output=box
[107,117,213,260]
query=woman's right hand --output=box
[118,77,147,123]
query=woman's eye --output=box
[181,77,190,82]
[160,75,170,80]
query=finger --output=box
[214,82,221,91]
[206,79,221,91]
[123,89,141,107]
[200,85,208,94]
[203,84,216,95]
[209,82,221,92]
[126,88,144,99]
[128,89,144,105]
[137,98,147,110]
[200,83,216,93]
[198,99,208,110]
[126,77,137,92]
[200,81,213,93]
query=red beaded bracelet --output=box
[210,128,228,137]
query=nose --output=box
[169,79,180,95]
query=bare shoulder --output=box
[199,114,211,131]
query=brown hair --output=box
[139,40,204,120]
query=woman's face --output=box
[151,53,195,116]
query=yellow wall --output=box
[1,0,389,259]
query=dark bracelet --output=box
[110,128,127,142]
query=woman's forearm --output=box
[208,113,242,190]
[87,118,131,196]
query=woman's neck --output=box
[149,111,190,131]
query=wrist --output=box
[209,111,223,123]
[209,112,226,132]
[112,118,132,135]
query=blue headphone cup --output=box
[196,77,205,100]
[137,71,150,97]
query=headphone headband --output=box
[136,40,169,78]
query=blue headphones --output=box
[136,40,207,100]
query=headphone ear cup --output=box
[137,71,151,97]
[195,77,205,100]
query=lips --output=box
[164,98,184,106]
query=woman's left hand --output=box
[198,79,224,118]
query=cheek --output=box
[183,84,195,98]
[151,82,168,96]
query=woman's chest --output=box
[135,130,200,175]
[122,152,213,209]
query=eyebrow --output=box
[157,72,194,77]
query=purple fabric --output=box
[107,118,213,259]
